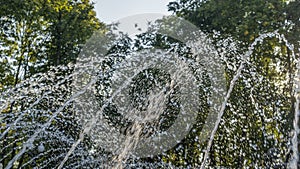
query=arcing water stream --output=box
[0,15,299,168]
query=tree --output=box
[0,0,103,88]
[0,0,105,168]
[164,0,299,168]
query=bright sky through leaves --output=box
[94,0,171,23]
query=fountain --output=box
[0,14,299,168]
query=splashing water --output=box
[290,55,300,168]
[201,31,299,168]
[1,14,299,169]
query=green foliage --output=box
[0,0,105,167]
[0,0,104,89]
[165,0,299,168]
[169,0,287,44]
